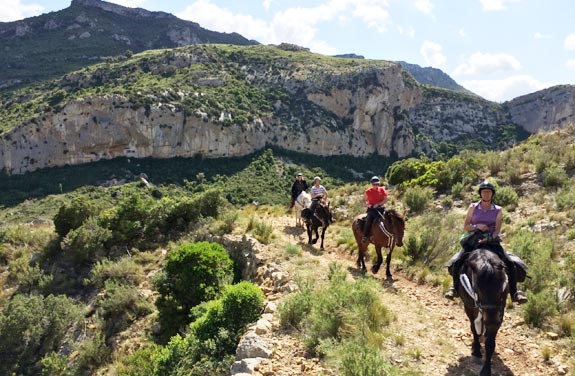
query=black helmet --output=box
[478,180,496,195]
[370,176,380,184]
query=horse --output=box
[293,191,311,227]
[301,202,334,251]
[457,247,509,376]
[352,209,405,280]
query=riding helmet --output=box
[478,180,496,196]
[297,173,303,177]
[370,176,380,184]
[314,176,322,182]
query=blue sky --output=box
[3,0,575,102]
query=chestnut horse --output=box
[352,209,405,280]
[293,191,311,227]
[457,247,509,376]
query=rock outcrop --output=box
[506,85,575,134]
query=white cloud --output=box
[566,60,575,71]
[479,0,521,11]
[453,52,521,76]
[107,0,146,7]
[415,0,434,14]
[461,75,551,102]
[262,0,273,11]
[533,32,550,40]
[397,25,416,38]
[420,40,446,68]
[176,0,394,55]
[0,0,43,22]
[564,33,575,50]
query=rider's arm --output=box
[363,192,369,207]
[493,210,502,238]
[463,205,476,232]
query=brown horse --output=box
[352,209,405,280]
[457,246,509,376]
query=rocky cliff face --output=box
[0,59,522,174]
[506,85,575,133]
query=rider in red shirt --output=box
[362,176,388,243]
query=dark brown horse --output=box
[352,209,405,280]
[301,203,334,251]
[457,247,509,376]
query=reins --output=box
[377,211,395,246]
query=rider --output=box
[361,176,388,244]
[290,173,309,208]
[444,180,528,304]
[309,176,327,214]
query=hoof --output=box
[371,265,381,274]
[312,239,318,244]
[385,275,394,282]
[471,354,482,364]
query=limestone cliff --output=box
[0,44,532,175]
[505,85,575,134]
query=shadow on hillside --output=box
[445,354,515,376]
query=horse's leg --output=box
[306,224,312,244]
[480,330,498,376]
[371,244,383,274]
[465,307,482,359]
[311,224,319,244]
[385,244,395,280]
[319,225,326,250]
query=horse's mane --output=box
[468,249,507,291]
[385,209,405,224]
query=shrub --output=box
[542,166,567,187]
[555,187,575,211]
[495,185,519,210]
[523,290,557,328]
[0,294,82,375]
[74,332,111,372]
[247,217,273,244]
[60,217,112,263]
[54,198,96,238]
[451,181,465,198]
[190,281,264,354]
[403,185,434,213]
[116,343,162,376]
[154,242,234,340]
[99,280,154,337]
[330,339,395,376]
[86,257,144,287]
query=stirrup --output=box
[444,287,458,300]
[512,291,528,304]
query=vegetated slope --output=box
[0,43,528,175]
[0,127,574,375]
[0,0,257,87]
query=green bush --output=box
[403,185,434,213]
[190,281,264,355]
[74,332,111,372]
[555,187,575,211]
[329,339,395,376]
[60,216,112,263]
[154,241,234,340]
[116,343,162,376]
[86,257,144,287]
[542,166,567,187]
[523,290,558,327]
[0,294,82,376]
[495,185,519,210]
[451,181,465,198]
[53,198,96,238]
[99,280,154,337]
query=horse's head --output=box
[385,210,405,247]
[466,249,508,331]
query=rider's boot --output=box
[444,272,459,300]
[362,217,373,243]
[506,262,528,304]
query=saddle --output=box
[454,231,528,282]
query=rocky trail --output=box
[236,214,570,376]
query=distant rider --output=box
[290,173,309,208]
[361,176,388,243]
[309,176,327,213]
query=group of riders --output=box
[290,174,528,305]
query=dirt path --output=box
[253,214,567,376]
